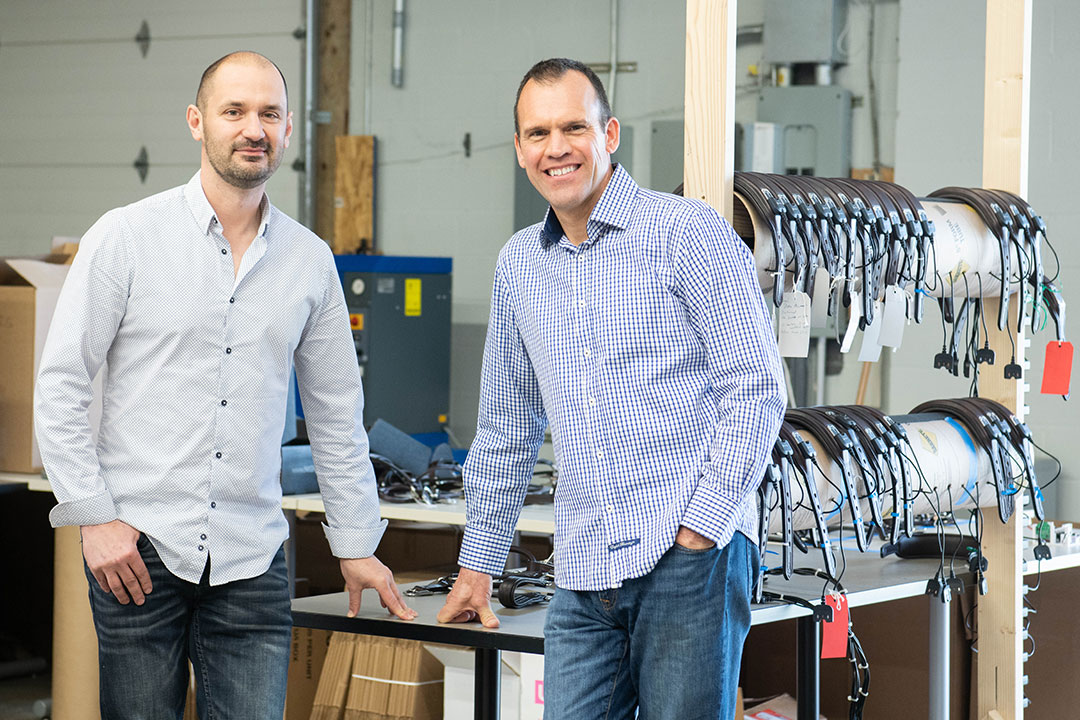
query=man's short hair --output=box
[196,51,288,111]
[513,58,612,135]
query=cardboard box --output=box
[744,693,825,720]
[518,652,544,720]
[311,632,359,720]
[424,645,521,720]
[343,637,443,720]
[0,256,70,472]
[286,627,333,720]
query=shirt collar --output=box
[183,171,272,238]
[539,163,638,249]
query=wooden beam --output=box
[976,2,1031,719]
[333,136,375,254]
[683,0,736,220]
[315,0,351,245]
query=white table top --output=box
[7,473,556,534]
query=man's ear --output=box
[186,105,203,142]
[604,117,620,155]
[514,134,525,169]
[283,110,294,149]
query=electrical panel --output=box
[335,255,452,436]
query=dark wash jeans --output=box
[543,532,755,720]
[83,534,291,720]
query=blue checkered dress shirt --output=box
[459,165,787,591]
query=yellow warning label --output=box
[349,313,364,330]
[404,278,422,316]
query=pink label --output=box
[535,680,544,705]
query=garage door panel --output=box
[0,38,301,119]
[0,162,301,256]
[1,2,309,257]
[1,36,303,204]
[0,0,303,44]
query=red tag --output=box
[1041,341,1074,396]
[821,593,849,659]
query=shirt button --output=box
[221,248,227,255]
[198,545,205,551]
[220,399,227,406]
[589,396,597,406]
[210,502,217,508]
[597,450,604,459]
[606,505,615,514]
[579,300,586,308]
[215,451,222,459]
[229,296,235,303]
[225,347,232,354]
[200,534,207,540]
[584,348,591,358]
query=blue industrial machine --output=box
[333,255,452,438]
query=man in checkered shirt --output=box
[437,58,786,719]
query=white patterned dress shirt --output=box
[35,172,385,585]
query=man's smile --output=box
[546,164,580,177]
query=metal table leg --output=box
[475,647,501,720]
[929,594,951,720]
[797,616,821,720]
[284,508,297,599]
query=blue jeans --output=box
[84,534,292,720]
[543,533,755,720]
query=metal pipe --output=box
[301,0,318,229]
[796,616,821,720]
[815,336,826,406]
[474,648,501,720]
[929,595,951,720]
[607,0,618,111]
[364,0,374,133]
[392,0,405,88]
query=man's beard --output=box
[206,139,281,190]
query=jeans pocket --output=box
[670,541,717,556]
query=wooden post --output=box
[315,0,352,246]
[684,0,737,220]
[977,2,1031,719]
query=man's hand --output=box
[81,520,153,606]
[339,557,417,621]
[674,525,716,550]
[436,567,499,628]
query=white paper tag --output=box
[858,301,885,362]
[810,268,831,328]
[877,286,908,348]
[778,291,812,358]
[840,291,862,354]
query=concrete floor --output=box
[0,673,49,720]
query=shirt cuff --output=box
[322,518,388,559]
[679,481,743,548]
[458,523,515,576]
[48,491,118,528]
